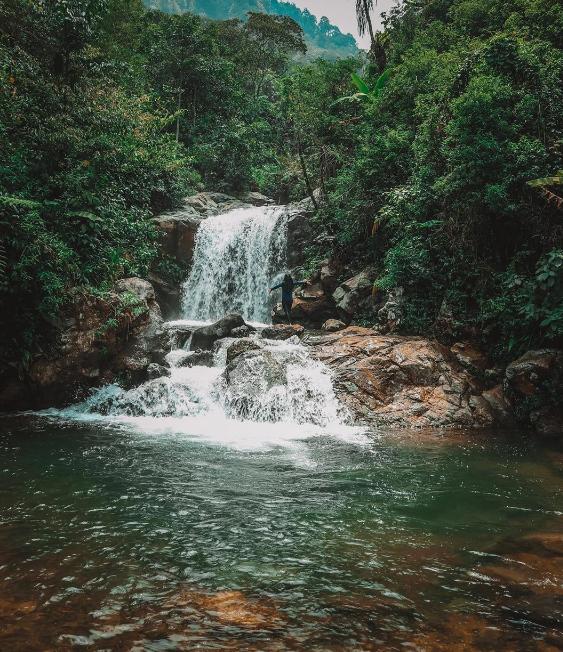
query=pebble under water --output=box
[0,415,561,651]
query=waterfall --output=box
[52,200,355,443]
[182,206,288,324]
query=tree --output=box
[356,0,375,51]
[245,12,307,96]
[355,0,386,70]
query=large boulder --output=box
[272,283,337,327]
[322,319,346,333]
[190,314,246,351]
[375,287,405,333]
[319,258,341,294]
[333,268,375,319]
[308,327,502,428]
[152,205,202,318]
[10,278,166,410]
[223,349,287,420]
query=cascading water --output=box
[56,202,355,444]
[182,205,288,324]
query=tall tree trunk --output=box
[363,0,376,52]
[175,89,182,143]
[298,141,318,210]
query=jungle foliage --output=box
[0,0,561,371]
[301,0,563,357]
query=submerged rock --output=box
[190,314,246,351]
[177,350,214,368]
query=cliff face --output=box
[143,0,358,59]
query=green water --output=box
[0,415,561,650]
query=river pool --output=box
[0,415,561,650]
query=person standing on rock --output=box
[269,274,307,324]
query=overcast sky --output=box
[292,0,396,48]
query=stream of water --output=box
[0,205,561,650]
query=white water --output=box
[182,205,288,323]
[47,202,360,451]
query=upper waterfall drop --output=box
[181,205,288,324]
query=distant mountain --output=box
[143,0,359,59]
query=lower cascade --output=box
[64,203,348,432]
[74,337,344,428]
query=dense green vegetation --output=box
[0,0,561,378]
[302,0,563,358]
[143,0,358,59]
[0,0,319,367]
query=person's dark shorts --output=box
[282,298,293,314]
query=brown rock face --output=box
[153,208,201,266]
[4,278,166,411]
[307,328,499,428]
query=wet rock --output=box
[114,278,166,371]
[308,327,499,428]
[238,191,274,206]
[333,268,375,319]
[450,342,490,376]
[177,350,214,368]
[147,363,171,380]
[375,286,404,333]
[224,349,287,419]
[505,349,563,396]
[226,338,262,364]
[230,324,256,338]
[184,192,251,217]
[322,319,346,332]
[283,198,314,269]
[164,322,193,350]
[481,384,515,426]
[190,314,246,351]
[153,207,201,266]
[261,324,304,340]
[505,349,563,436]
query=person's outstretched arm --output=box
[269,283,282,292]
